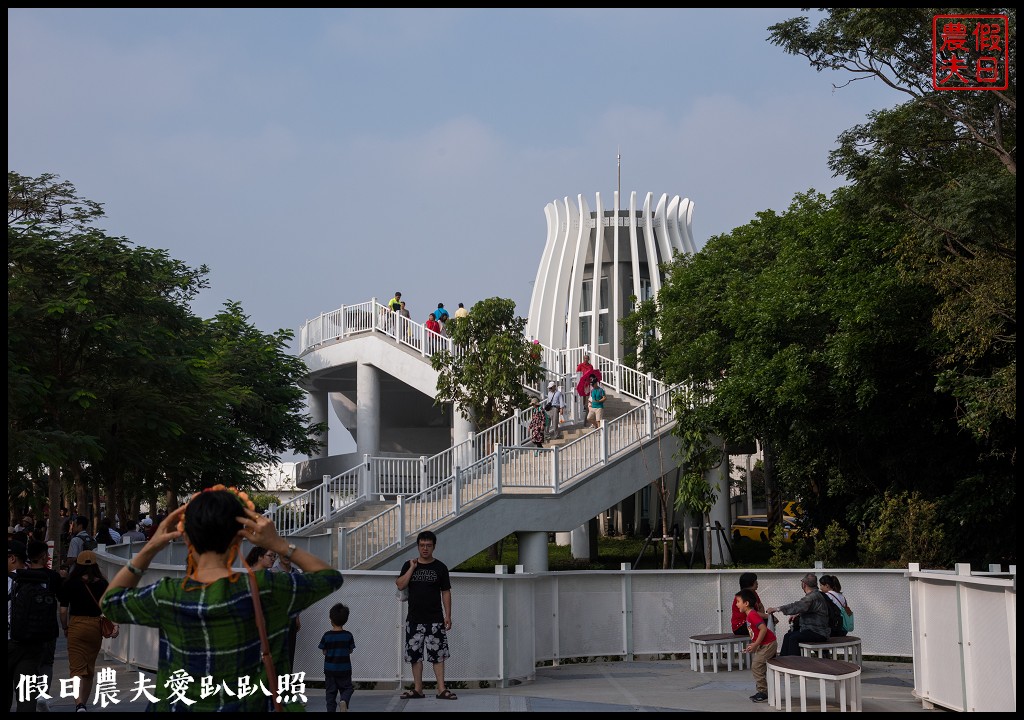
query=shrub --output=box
[857,491,949,568]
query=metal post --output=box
[360,455,371,499]
[453,466,462,516]
[337,528,347,571]
[495,443,502,493]
[323,474,332,521]
[396,496,406,548]
[552,446,560,493]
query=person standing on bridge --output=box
[545,381,565,440]
[396,531,456,700]
[586,376,606,430]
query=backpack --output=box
[821,590,846,636]
[77,530,98,551]
[9,569,59,642]
[827,590,855,632]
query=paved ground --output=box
[32,636,943,712]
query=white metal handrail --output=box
[283,298,691,556]
[264,464,365,535]
[339,387,682,569]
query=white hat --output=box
[140,517,153,527]
[548,381,556,388]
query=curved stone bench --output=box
[767,656,862,712]
[798,635,863,666]
[688,633,750,673]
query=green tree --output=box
[673,430,721,570]
[430,297,542,431]
[768,8,1016,466]
[8,172,322,541]
[646,188,1009,564]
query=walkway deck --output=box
[42,636,937,713]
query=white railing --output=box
[300,298,455,361]
[909,562,1017,712]
[285,298,691,560]
[96,557,944,687]
[298,299,670,404]
[264,465,364,535]
[339,390,681,569]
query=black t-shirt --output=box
[398,559,451,624]
[58,576,108,617]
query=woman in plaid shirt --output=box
[101,488,343,711]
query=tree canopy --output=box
[8,172,322,535]
[632,183,1013,565]
[430,297,542,431]
[769,8,1016,461]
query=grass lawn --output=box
[454,533,776,572]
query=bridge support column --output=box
[453,406,474,445]
[705,436,733,565]
[570,518,598,560]
[356,363,380,458]
[308,390,329,459]
[516,531,549,573]
[554,532,571,546]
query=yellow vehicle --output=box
[731,514,798,543]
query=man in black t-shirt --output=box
[395,531,456,700]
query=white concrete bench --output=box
[799,636,863,666]
[767,656,862,712]
[688,633,750,673]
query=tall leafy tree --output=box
[768,8,1016,462]
[430,297,542,431]
[8,172,322,539]
[643,189,1011,564]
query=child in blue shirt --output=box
[319,603,357,712]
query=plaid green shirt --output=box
[102,568,343,712]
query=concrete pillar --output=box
[453,405,474,445]
[516,531,549,573]
[356,363,380,458]
[554,532,571,546]
[570,518,598,560]
[453,405,475,469]
[307,390,329,459]
[705,450,733,565]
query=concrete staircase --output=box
[285,315,682,570]
[549,391,637,446]
[335,500,395,531]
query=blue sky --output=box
[9,8,903,342]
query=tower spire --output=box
[617,148,621,199]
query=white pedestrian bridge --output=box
[271,298,688,572]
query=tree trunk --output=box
[655,476,670,569]
[763,438,782,540]
[47,467,62,551]
[704,512,713,570]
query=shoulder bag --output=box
[84,582,120,639]
[245,563,284,712]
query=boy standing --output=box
[736,588,777,703]
[731,572,770,635]
[319,603,356,712]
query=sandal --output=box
[436,689,458,700]
[400,690,425,699]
